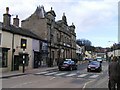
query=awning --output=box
[0,47,10,51]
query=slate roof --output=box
[1,22,47,42]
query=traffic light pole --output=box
[22,48,25,73]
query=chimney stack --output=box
[13,15,19,27]
[3,7,11,26]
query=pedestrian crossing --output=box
[66,73,76,77]
[34,71,100,79]
[89,75,99,78]
[44,72,57,75]
[77,74,87,78]
[55,72,67,76]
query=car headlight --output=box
[88,66,91,68]
[95,66,99,69]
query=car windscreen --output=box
[63,60,72,64]
[97,58,102,60]
[89,61,99,65]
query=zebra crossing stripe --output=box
[89,75,99,78]
[44,72,57,75]
[55,72,67,76]
[77,74,87,78]
[35,72,48,75]
[35,71,100,79]
[66,73,76,77]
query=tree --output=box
[76,39,92,46]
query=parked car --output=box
[58,59,77,71]
[87,61,102,72]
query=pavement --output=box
[1,66,58,79]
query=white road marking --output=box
[66,73,76,77]
[50,77,56,80]
[35,71,48,75]
[55,72,67,76]
[77,74,87,78]
[44,72,57,75]
[89,75,99,78]
[82,80,95,89]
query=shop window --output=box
[2,51,8,67]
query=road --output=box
[2,61,109,89]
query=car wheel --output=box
[75,67,77,70]
[59,67,62,71]
[87,69,90,72]
[98,68,101,72]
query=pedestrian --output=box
[108,56,120,90]
[117,56,120,90]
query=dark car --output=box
[58,59,77,71]
[87,61,102,72]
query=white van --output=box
[96,57,103,63]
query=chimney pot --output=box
[16,15,18,18]
[13,15,19,27]
[3,7,11,26]
[6,7,9,14]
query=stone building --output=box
[0,7,47,72]
[21,6,76,66]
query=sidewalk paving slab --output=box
[0,66,58,79]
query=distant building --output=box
[76,44,82,61]
[107,43,120,57]
[95,47,106,58]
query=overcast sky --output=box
[0,0,119,47]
